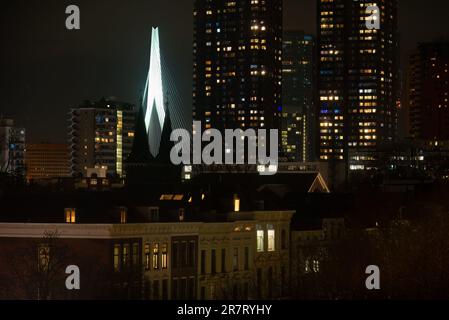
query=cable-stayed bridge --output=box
[142,27,190,157]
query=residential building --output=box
[192,0,283,136]
[69,98,135,178]
[0,192,293,300]
[409,42,449,142]
[317,0,400,174]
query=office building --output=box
[25,144,70,180]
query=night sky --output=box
[1,0,449,143]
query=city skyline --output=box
[1,0,449,143]
[3,0,449,303]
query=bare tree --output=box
[8,230,69,300]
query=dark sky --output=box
[1,0,449,143]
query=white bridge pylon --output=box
[143,27,166,156]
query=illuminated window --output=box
[153,243,159,269]
[162,243,168,269]
[234,195,240,212]
[65,208,76,224]
[267,225,275,252]
[173,194,184,201]
[179,208,185,222]
[145,244,150,271]
[305,259,310,273]
[116,110,123,177]
[306,259,320,274]
[160,194,174,200]
[114,244,120,272]
[256,225,264,252]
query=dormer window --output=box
[234,194,240,212]
[65,208,76,224]
[179,208,185,222]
